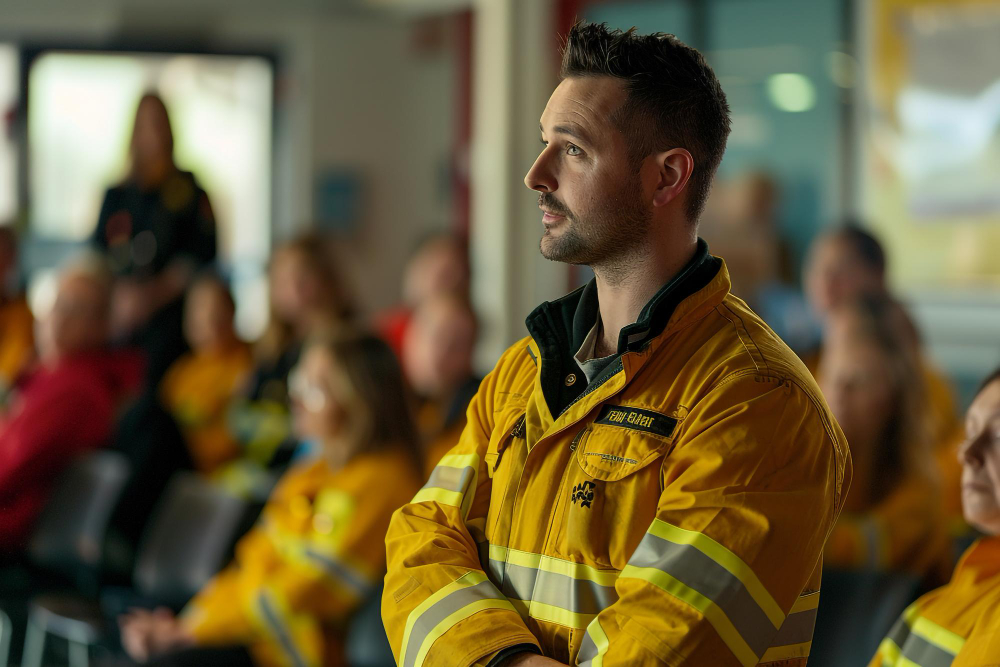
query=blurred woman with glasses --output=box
[118,331,422,667]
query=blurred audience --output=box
[376,232,469,362]
[160,274,252,476]
[820,295,950,582]
[0,256,142,551]
[869,369,1000,664]
[805,224,965,528]
[402,292,480,474]
[92,93,217,387]
[0,227,34,406]
[118,332,421,667]
[700,170,817,352]
[222,234,354,498]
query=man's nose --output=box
[524,151,557,193]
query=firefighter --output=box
[382,23,850,667]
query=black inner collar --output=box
[525,239,721,417]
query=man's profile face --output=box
[525,76,651,267]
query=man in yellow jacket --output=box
[383,23,851,667]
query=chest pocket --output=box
[575,404,677,481]
[551,405,678,569]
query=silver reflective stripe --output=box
[424,463,475,494]
[493,559,618,616]
[258,593,308,667]
[628,531,776,658]
[301,547,372,598]
[901,634,959,666]
[885,614,911,650]
[770,606,817,646]
[402,579,507,667]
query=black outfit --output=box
[93,170,217,386]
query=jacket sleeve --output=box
[577,373,850,667]
[382,344,540,667]
[182,470,401,666]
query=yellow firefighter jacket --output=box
[382,241,852,667]
[870,536,1000,666]
[182,445,422,666]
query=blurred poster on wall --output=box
[864,0,1000,287]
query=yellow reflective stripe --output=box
[621,563,758,667]
[413,454,480,519]
[411,487,464,507]
[413,598,514,667]
[400,571,517,667]
[489,544,620,587]
[760,641,811,662]
[578,617,610,667]
[878,637,902,666]
[790,591,820,613]
[400,572,480,663]
[911,616,966,655]
[524,599,594,630]
[646,519,784,628]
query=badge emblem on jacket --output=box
[571,481,596,508]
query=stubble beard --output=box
[538,175,651,286]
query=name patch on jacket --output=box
[595,405,677,439]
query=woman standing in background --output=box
[92,93,217,385]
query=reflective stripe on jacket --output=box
[871,537,1000,667]
[383,245,851,666]
[183,446,422,666]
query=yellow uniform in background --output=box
[824,476,952,582]
[161,343,253,474]
[383,246,851,667]
[870,537,1000,666]
[182,446,422,666]
[0,296,34,395]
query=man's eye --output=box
[566,144,582,156]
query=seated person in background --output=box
[0,256,142,551]
[119,332,422,667]
[820,294,951,582]
[376,232,469,363]
[870,368,1000,665]
[805,224,965,527]
[160,273,252,475]
[402,293,480,475]
[0,227,35,406]
[222,234,354,498]
[805,223,960,445]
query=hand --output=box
[504,654,569,667]
[118,607,194,662]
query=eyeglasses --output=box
[288,368,329,413]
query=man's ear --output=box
[651,148,694,208]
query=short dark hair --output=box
[834,222,886,276]
[560,23,731,221]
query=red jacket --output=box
[0,349,143,550]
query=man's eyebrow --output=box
[540,122,589,142]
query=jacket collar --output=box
[525,238,721,416]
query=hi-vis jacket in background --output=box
[382,241,852,667]
[870,537,1000,666]
[182,446,421,666]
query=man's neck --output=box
[592,240,698,357]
